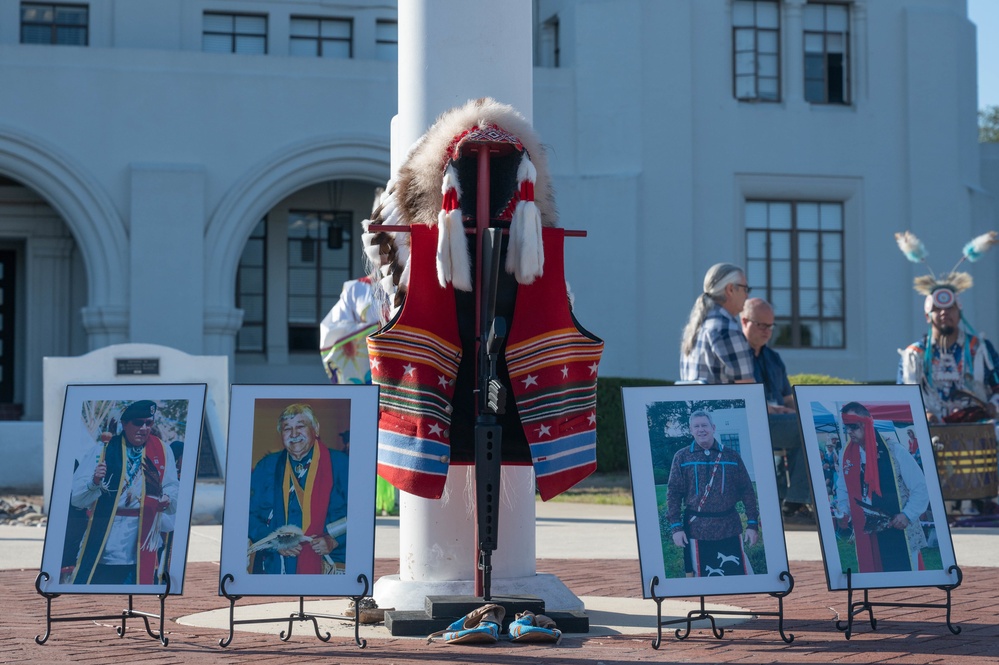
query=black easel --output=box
[217,572,368,648]
[34,570,171,646]
[834,565,962,639]
[649,570,795,648]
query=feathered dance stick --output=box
[951,230,999,272]
[894,231,934,277]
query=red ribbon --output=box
[841,412,881,498]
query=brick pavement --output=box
[2,559,995,664]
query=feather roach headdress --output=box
[361,98,557,320]
[894,230,998,311]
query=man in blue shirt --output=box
[741,298,794,412]
[741,298,812,520]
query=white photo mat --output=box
[40,383,207,595]
[623,384,790,598]
[794,384,959,591]
[219,384,378,597]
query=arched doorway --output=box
[202,134,390,383]
[0,175,88,419]
[232,178,381,384]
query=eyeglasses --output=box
[734,284,752,294]
[130,418,155,428]
[749,320,774,330]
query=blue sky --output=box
[970,0,999,109]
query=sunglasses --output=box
[130,418,155,428]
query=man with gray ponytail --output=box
[680,263,755,384]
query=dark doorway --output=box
[0,250,16,409]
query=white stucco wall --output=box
[535,0,988,382]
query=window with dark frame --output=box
[20,3,88,45]
[375,19,397,61]
[732,0,780,102]
[745,200,845,348]
[236,219,267,353]
[538,15,560,68]
[804,2,850,104]
[287,210,354,352]
[290,16,352,58]
[202,12,267,54]
[719,433,742,457]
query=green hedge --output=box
[595,373,861,473]
[788,373,857,385]
[596,377,672,473]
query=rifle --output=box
[474,226,507,600]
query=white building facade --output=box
[0,0,996,488]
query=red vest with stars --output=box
[367,224,603,500]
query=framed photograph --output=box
[40,383,207,595]
[623,384,789,598]
[219,384,378,597]
[795,384,959,590]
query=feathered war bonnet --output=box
[894,230,999,313]
[362,98,557,317]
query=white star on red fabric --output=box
[587,412,597,426]
[428,422,443,437]
[561,365,569,378]
[438,374,450,388]
[523,374,538,388]
[369,358,380,370]
[403,363,416,377]
[588,362,599,375]
[536,424,552,437]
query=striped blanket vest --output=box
[368,224,603,500]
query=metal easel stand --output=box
[649,570,795,649]
[34,570,171,646]
[835,565,962,639]
[217,572,368,648]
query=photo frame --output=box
[219,384,378,597]
[40,383,207,595]
[623,384,790,598]
[794,384,958,591]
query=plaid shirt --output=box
[680,305,755,383]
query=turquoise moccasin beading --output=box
[508,610,562,644]
[427,603,506,645]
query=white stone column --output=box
[374,0,581,612]
[81,305,129,348]
[128,164,206,354]
[202,307,244,353]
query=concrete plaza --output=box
[2,500,998,663]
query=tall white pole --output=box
[374,0,580,611]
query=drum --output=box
[929,422,998,500]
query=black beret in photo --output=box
[121,400,157,422]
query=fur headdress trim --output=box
[506,154,544,283]
[436,163,472,290]
[362,99,556,317]
[395,98,556,290]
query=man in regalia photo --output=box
[247,403,349,574]
[666,409,760,577]
[69,400,179,585]
[833,401,929,572]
